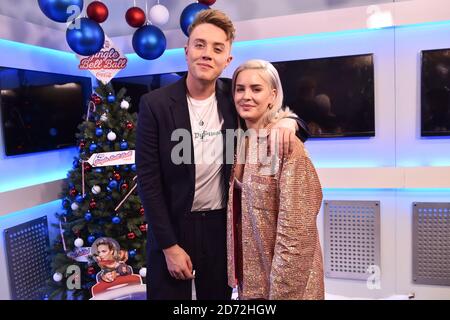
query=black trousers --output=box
[147,208,232,300]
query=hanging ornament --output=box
[131,164,137,172]
[180,2,210,37]
[89,143,97,152]
[120,100,130,110]
[84,212,92,221]
[71,202,79,210]
[149,4,170,26]
[120,140,129,150]
[53,272,63,282]
[107,131,117,141]
[107,94,116,103]
[87,1,109,23]
[87,235,96,243]
[126,7,146,28]
[89,199,97,209]
[83,162,92,172]
[108,180,118,189]
[66,17,105,56]
[139,267,147,277]
[127,232,136,240]
[74,237,84,248]
[91,94,102,105]
[129,249,137,258]
[95,127,104,137]
[38,0,83,23]
[121,182,129,191]
[100,113,108,122]
[69,188,77,197]
[132,25,167,60]
[75,194,84,203]
[139,224,147,232]
[79,140,86,149]
[126,122,134,130]
[139,207,145,216]
[91,185,101,194]
[198,0,216,5]
[113,172,121,181]
[112,216,121,224]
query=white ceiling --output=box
[0,0,407,37]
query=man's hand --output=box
[269,118,299,157]
[163,244,194,280]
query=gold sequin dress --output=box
[227,134,324,300]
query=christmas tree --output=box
[47,82,146,300]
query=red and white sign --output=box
[87,150,135,167]
[78,35,128,84]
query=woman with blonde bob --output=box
[227,59,324,300]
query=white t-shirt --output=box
[187,93,225,211]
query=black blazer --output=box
[136,76,237,250]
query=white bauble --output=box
[53,272,63,282]
[100,113,108,122]
[149,4,170,26]
[71,202,79,210]
[91,185,101,195]
[74,238,84,248]
[120,100,130,110]
[139,267,147,278]
[107,131,117,141]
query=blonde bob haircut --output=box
[232,59,291,128]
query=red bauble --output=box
[126,7,146,28]
[126,122,134,130]
[139,224,147,232]
[87,266,96,275]
[198,0,216,5]
[139,207,145,216]
[113,172,121,181]
[121,182,129,191]
[89,200,97,209]
[69,189,77,197]
[83,162,92,172]
[127,232,136,240]
[91,95,102,105]
[87,1,109,23]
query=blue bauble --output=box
[120,141,129,150]
[62,198,70,208]
[38,0,83,23]
[66,17,105,56]
[87,235,96,243]
[75,195,84,203]
[132,25,166,60]
[95,168,103,173]
[89,143,97,152]
[180,3,210,37]
[108,180,118,189]
[107,95,116,103]
[128,249,137,258]
[72,159,80,168]
[84,212,92,221]
[112,216,121,224]
[95,128,103,137]
[131,164,137,172]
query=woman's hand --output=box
[269,118,299,157]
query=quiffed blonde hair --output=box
[232,59,292,128]
[188,9,235,42]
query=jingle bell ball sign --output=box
[77,36,128,84]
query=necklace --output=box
[187,94,215,127]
